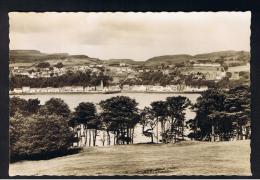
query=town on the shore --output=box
[9,50,250,94]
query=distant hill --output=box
[10,50,250,67]
[105,59,144,65]
[9,50,101,65]
[144,51,250,66]
[145,54,193,66]
[9,50,69,64]
[194,50,250,59]
[10,50,47,63]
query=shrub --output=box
[10,113,76,161]
[36,62,50,68]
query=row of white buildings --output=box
[122,84,208,93]
[10,84,121,94]
[10,84,208,94]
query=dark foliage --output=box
[10,70,112,89]
[10,113,75,161]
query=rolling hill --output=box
[104,59,144,65]
[145,54,193,66]
[9,50,250,67]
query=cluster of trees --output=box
[140,97,191,143]
[69,96,140,146]
[10,70,112,89]
[10,97,76,161]
[121,71,232,88]
[187,85,251,141]
[36,62,51,68]
[10,85,250,160]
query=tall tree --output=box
[224,85,251,140]
[192,89,226,141]
[150,101,167,143]
[140,107,157,143]
[73,102,97,147]
[99,96,140,145]
[166,96,191,142]
[41,98,71,118]
[192,86,250,141]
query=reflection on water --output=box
[11,93,201,145]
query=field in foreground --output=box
[9,140,251,176]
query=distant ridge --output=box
[9,49,250,66]
[105,59,144,65]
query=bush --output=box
[10,113,76,161]
[36,62,50,68]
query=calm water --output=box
[12,93,200,145]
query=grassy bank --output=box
[9,140,251,176]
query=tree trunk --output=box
[194,119,198,141]
[174,128,177,143]
[157,118,159,144]
[93,129,97,146]
[211,124,215,142]
[75,126,79,147]
[240,126,243,140]
[129,128,132,144]
[127,128,129,144]
[161,121,165,134]
[84,126,88,146]
[116,131,119,145]
[131,128,135,144]
[182,121,184,140]
[107,130,111,146]
[114,131,116,145]
[89,129,92,147]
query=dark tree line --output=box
[10,85,250,160]
[121,71,238,88]
[69,96,140,146]
[187,85,250,141]
[10,70,112,89]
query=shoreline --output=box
[9,91,202,95]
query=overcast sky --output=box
[9,12,251,61]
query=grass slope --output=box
[9,140,251,176]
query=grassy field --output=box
[9,140,251,176]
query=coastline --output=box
[9,91,202,95]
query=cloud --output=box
[9,12,251,61]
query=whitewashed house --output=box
[131,85,147,92]
[22,86,30,93]
[13,88,23,94]
[71,86,84,92]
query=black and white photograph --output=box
[8,12,251,176]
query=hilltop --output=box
[9,50,250,67]
[104,59,144,65]
[145,54,193,66]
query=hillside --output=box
[145,51,250,66]
[9,50,101,66]
[194,51,250,61]
[9,140,251,176]
[145,54,193,66]
[9,50,47,63]
[105,59,144,65]
[194,50,250,59]
[9,50,250,67]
